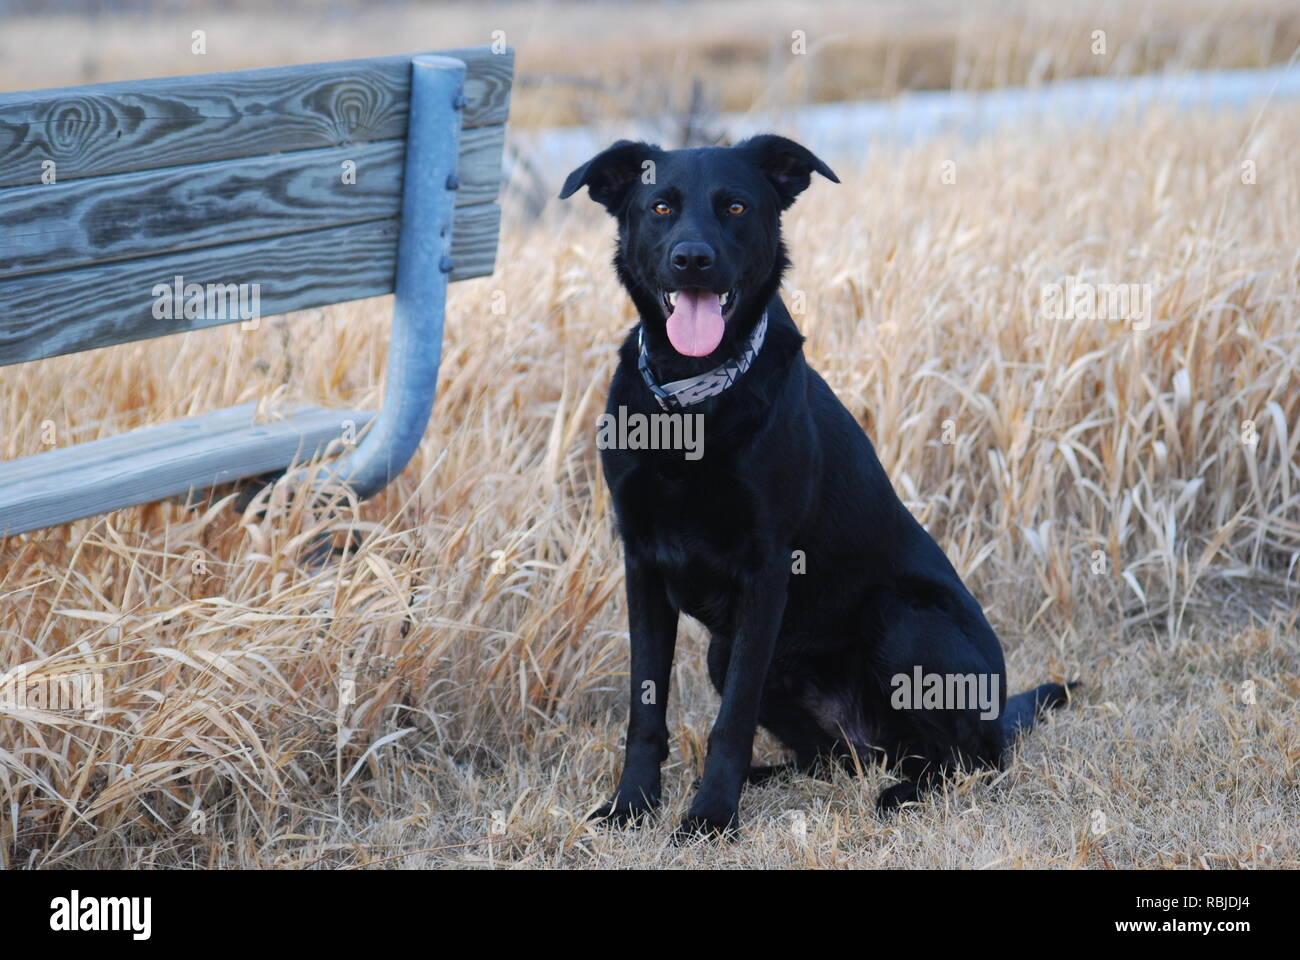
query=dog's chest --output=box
[616,459,761,631]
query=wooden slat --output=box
[0,46,513,188]
[0,125,503,280]
[455,124,507,208]
[0,201,500,366]
[447,202,503,285]
[0,405,375,536]
[0,141,400,280]
[1,219,399,366]
[0,402,268,484]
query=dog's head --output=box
[560,135,838,358]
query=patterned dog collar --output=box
[637,313,768,411]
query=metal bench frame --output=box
[0,48,512,536]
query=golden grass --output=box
[2,101,1299,868]
[2,0,1299,125]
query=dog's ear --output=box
[558,140,656,213]
[739,134,839,210]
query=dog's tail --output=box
[1001,681,1078,738]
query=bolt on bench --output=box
[0,45,513,536]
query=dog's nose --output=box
[670,241,715,274]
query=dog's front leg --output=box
[591,555,678,826]
[677,559,789,841]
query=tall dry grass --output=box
[2,101,1298,867]
[2,0,1300,124]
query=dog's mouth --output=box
[657,287,737,357]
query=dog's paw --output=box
[875,781,919,816]
[588,794,658,828]
[672,810,739,844]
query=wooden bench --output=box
[0,45,513,536]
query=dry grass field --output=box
[2,89,1298,867]
[3,0,1300,124]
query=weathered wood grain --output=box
[0,125,503,280]
[455,123,507,208]
[0,200,501,366]
[0,402,270,484]
[447,201,502,285]
[0,404,375,536]
[0,218,400,366]
[0,45,513,188]
[0,140,402,280]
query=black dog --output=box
[561,135,1072,840]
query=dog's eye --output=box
[653,202,672,216]
[727,201,746,215]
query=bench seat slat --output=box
[0,404,375,536]
[0,402,270,483]
[0,46,513,188]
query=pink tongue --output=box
[665,290,725,356]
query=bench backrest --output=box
[0,45,513,367]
